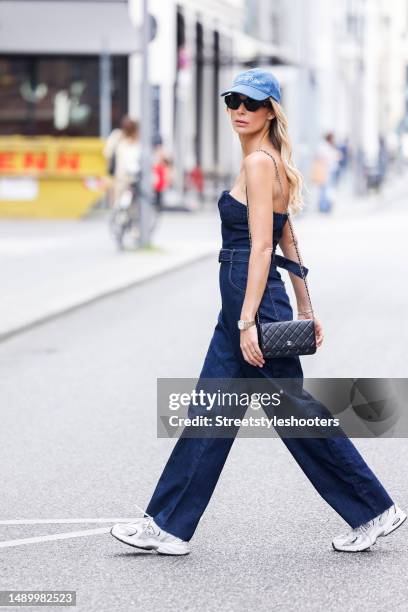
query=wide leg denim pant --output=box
[146,250,394,542]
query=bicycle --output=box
[109,172,161,250]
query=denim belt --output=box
[218,248,309,279]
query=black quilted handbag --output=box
[257,318,316,358]
[244,153,317,359]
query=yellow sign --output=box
[0,136,109,218]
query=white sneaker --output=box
[110,517,190,555]
[332,504,407,552]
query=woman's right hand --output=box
[240,325,265,367]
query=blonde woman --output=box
[111,69,406,555]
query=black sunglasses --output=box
[224,92,272,112]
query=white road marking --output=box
[0,518,140,525]
[0,518,142,549]
[0,527,112,548]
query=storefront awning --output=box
[0,1,141,54]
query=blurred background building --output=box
[1,0,408,216]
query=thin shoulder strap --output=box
[255,148,287,212]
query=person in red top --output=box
[153,147,172,210]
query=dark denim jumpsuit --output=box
[145,189,394,542]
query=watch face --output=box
[238,321,253,330]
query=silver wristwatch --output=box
[237,319,256,331]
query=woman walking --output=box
[111,68,406,555]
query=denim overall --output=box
[145,190,394,541]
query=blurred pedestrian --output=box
[334,137,350,183]
[311,132,341,213]
[152,147,173,210]
[378,135,388,184]
[104,116,141,207]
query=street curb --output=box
[0,248,217,344]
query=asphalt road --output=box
[0,197,407,612]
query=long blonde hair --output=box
[267,97,305,214]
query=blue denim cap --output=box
[220,68,281,103]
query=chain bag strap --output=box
[243,148,317,358]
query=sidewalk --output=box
[1,167,407,342]
[0,208,220,341]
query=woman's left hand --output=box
[298,313,324,348]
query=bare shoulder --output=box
[243,149,274,169]
[243,150,275,183]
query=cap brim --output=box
[219,84,268,101]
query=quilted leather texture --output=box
[259,319,316,358]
